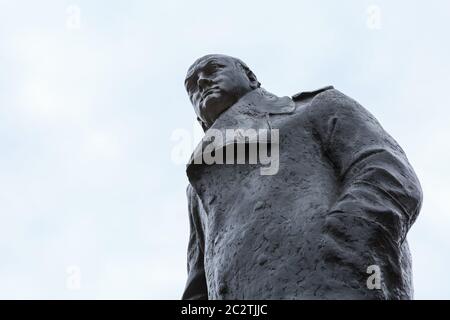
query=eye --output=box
[204,63,224,75]
[203,65,215,75]
[185,77,197,94]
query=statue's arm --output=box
[181,185,208,300]
[307,89,423,297]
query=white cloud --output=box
[0,0,449,299]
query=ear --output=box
[246,69,260,89]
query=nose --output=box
[197,75,213,92]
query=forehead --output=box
[185,56,236,82]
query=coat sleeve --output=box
[181,184,208,300]
[306,89,423,298]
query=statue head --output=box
[185,54,260,130]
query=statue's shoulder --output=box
[291,85,334,102]
[297,87,373,123]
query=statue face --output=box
[185,55,257,128]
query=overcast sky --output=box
[0,0,449,299]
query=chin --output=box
[202,95,234,124]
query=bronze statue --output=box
[182,54,423,299]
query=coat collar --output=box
[206,87,296,132]
[291,85,334,102]
[186,86,335,185]
[187,88,295,168]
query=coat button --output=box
[257,254,268,266]
[254,201,265,211]
[218,283,228,295]
[208,194,216,205]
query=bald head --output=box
[184,54,260,130]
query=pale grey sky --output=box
[0,0,449,299]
